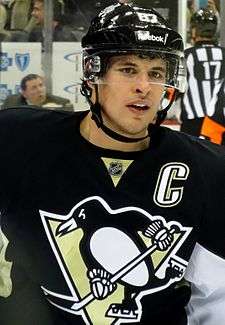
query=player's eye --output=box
[148,70,165,82]
[118,67,136,75]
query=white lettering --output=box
[154,163,190,207]
[136,31,169,44]
[137,12,158,24]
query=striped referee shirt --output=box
[180,41,225,121]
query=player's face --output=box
[95,54,166,139]
[31,1,44,25]
[22,77,46,105]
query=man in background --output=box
[29,0,79,42]
[179,7,225,144]
[1,73,74,111]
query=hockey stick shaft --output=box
[72,243,158,310]
[72,227,175,311]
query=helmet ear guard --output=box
[83,55,101,81]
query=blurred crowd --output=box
[0,0,117,42]
[0,0,222,43]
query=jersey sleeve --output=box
[0,108,61,209]
[0,108,73,324]
[197,141,225,258]
[185,242,225,325]
[184,139,225,325]
[0,109,32,208]
[0,258,57,325]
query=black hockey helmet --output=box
[82,3,185,92]
[190,8,217,37]
[80,3,186,142]
[82,3,183,53]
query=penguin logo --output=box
[40,196,192,324]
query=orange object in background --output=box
[200,116,225,145]
[166,87,176,101]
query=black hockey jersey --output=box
[0,108,225,325]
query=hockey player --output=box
[0,3,225,325]
[180,8,225,144]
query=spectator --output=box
[0,2,7,30]
[29,0,79,42]
[0,0,37,30]
[186,0,196,45]
[207,0,220,36]
[1,74,74,111]
[0,2,11,41]
[0,0,37,41]
[9,0,36,32]
[179,8,225,144]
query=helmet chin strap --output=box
[155,88,178,126]
[89,84,150,143]
[87,84,177,143]
[90,101,149,143]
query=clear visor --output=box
[83,48,186,93]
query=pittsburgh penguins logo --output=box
[40,196,192,324]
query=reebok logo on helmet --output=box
[136,31,169,45]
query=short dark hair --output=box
[20,74,43,91]
[33,0,65,23]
